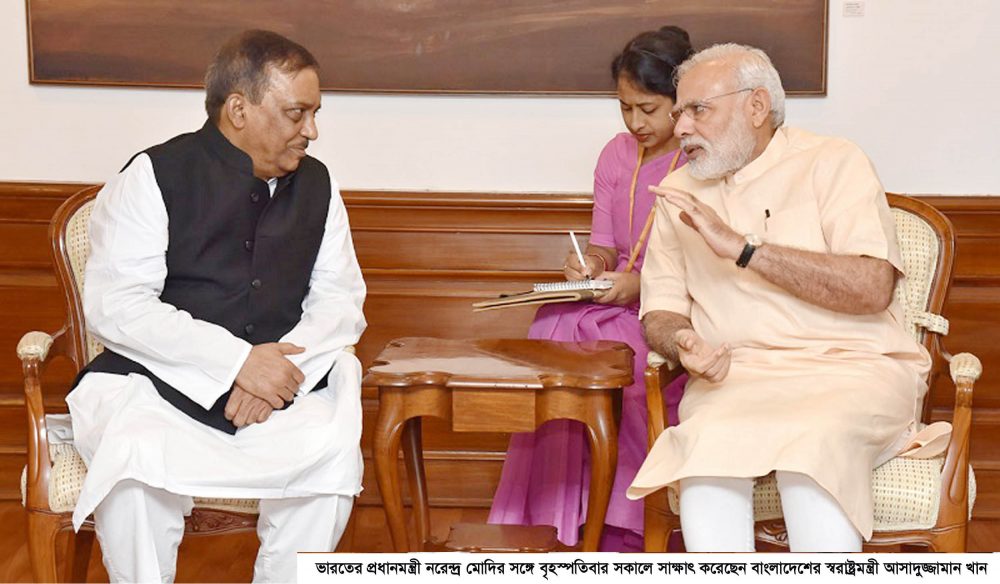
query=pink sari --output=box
[488,134,687,550]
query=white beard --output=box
[682,114,757,181]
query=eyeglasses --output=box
[668,88,753,124]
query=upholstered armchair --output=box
[18,186,259,582]
[642,193,981,553]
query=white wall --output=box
[2,1,998,194]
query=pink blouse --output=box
[589,133,686,272]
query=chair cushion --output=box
[22,444,259,515]
[891,206,940,343]
[667,456,976,532]
[63,200,106,363]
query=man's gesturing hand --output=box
[674,329,732,383]
[650,186,745,261]
[234,342,306,408]
[224,385,273,428]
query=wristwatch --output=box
[735,233,762,268]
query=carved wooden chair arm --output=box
[18,328,70,425]
[642,351,686,552]
[19,329,71,512]
[935,351,980,528]
[644,351,685,450]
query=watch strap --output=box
[736,242,757,268]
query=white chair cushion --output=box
[892,207,940,342]
[667,456,976,531]
[22,444,259,515]
[63,201,106,363]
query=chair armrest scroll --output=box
[949,352,982,386]
[17,331,55,363]
[647,351,677,370]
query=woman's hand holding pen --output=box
[593,271,640,306]
[563,251,603,281]
[560,241,638,304]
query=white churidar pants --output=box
[678,471,863,552]
[94,479,353,583]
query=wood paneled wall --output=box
[1,182,997,521]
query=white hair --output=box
[676,43,786,128]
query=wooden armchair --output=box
[18,186,259,582]
[642,193,981,553]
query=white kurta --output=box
[69,154,367,530]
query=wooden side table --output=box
[366,337,633,552]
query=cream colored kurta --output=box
[627,127,931,539]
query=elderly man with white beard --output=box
[625,44,942,552]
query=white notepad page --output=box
[533,280,614,293]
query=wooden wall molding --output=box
[1,181,998,520]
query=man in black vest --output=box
[67,30,367,582]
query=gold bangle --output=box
[586,253,608,272]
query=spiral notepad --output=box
[473,280,613,312]
[533,280,614,293]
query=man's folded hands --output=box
[228,342,307,427]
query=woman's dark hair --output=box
[204,30,319,124]
[610,25,693,100]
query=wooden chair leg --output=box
[69,528,95,582]
[644,517,668,552]
[27,510,65,583]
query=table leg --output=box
[581,399,618,552]
[373,393,410,552]
[402,417,430,550]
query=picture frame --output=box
[27,0,828,95]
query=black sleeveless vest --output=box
[78,121,332,434]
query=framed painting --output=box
[27,0,828,95]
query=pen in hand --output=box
[569,231,591,279]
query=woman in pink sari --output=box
[488,26,693,551]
